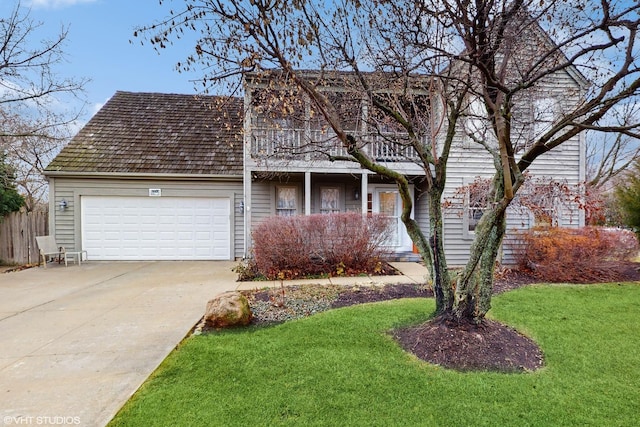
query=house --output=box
[45,68,586,264]
[241,69,586,265]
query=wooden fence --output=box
[0,211,48,265]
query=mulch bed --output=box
[331,283,432,308]
[243,260,640,373]
[393,316,544,372]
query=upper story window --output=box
[532,98,558,140]
[464,97,488,139]
[251,89,306,130]
[315,92,362,133]
[276,186,297,216]
[251,89,307,156]
[512,96,560,155]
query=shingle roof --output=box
[45,91,244,176]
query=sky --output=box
[3,0,639,129]
[1,0,202,123]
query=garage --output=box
[81,195,231,260]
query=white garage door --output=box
[81,196,231,260]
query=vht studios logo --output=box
[3,416,81,425]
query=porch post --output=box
[305,171,311,215]
[243,88,253,259]
[243,168,252,258]
[361,172,368,216]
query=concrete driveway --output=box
[0,261,237,427]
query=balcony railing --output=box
[369,133,421,161]
[251,127,420,162]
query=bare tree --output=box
[137,0,640,323]
[587,103,640,190]
[0,1,87,209]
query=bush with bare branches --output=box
[252,213,392,280]
[516,227,639,283]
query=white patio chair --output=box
[35,236,67,268]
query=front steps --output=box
[386,251,422,262]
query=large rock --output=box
[203,291,252,329]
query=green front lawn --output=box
[110,283,640,426]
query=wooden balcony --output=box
[250,127,421,162]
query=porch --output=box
[243,172,425,259]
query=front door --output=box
[372,186,413,252]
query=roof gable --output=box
[46,91,244,176]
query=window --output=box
[517,177,566,227]
[533,98,557,140]
[462,178,492,237]
[320,187,340,214]
[513,96,560,154]
[378,190,400,246]
[465,97,487,137]
[276,186,297,216]
[251,89,305,129]
[532,207,558,227]
[468,202,484,232]
[251,89,306,157]
[321,92,362,132]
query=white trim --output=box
[369,184,414,252]
[304,172,312,215]
[360,173,368,215]
[48,177,56,240]
[578,129,587,227]
[243,89,253,258]
[461,177,484,240]
[43,171,242,180]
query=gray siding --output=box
[250,180,276,228]
[439,69,585,266]
[250,175,363,229]
[50,176,244,260]
[414,186,430,243]
[502,207,531,266]
[442,137,584,266]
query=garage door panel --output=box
[81,196,230,260]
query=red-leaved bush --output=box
[252,212,393,279]
[516,227,639,283]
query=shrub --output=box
[516,227,639,283]
[615,159,640,236]
[252,212,393,280]
[232,256,263,281]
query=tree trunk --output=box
[477,212,506,316]
[452,212,506,321]
[400,183,452,314]
[453,177,509,322]
[427,187,453,313]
